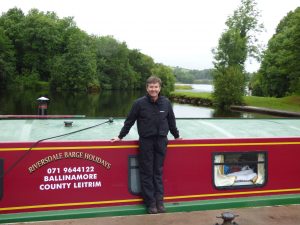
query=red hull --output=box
[1,137,300,214]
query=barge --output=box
[0,118,300,223]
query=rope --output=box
[1,118,114,177]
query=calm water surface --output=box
[176,83,214,93]
[0,89,273,118]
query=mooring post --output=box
[215,212,239,225]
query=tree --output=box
[0,28,16,88]
[173,67,214,84]
[213,65,245,109]
[92,36,139,90]
[0,7,176,92]
[128,49,155,89]
[0,8,25,75]
[50,28,98,91]
[21,9,66,81]
[173,67,194,83]
[151,63,175,95]
[212,0,263,109]
[252,7,300,97]
[214,29,248,69]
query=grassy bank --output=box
[171,91,212,100]
[170,92,300,113]
[244,95,300,112]
[174,85,193,90]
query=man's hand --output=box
[111,137,121,142]
[175,137,183,140]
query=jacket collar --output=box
[146,94,161,103]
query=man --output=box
[111,76,181,214]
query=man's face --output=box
[146,82,161,99]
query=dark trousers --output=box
[138,136,168,207]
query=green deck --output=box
[1,118,300,142]
[0,118,300,142]
[1,194,300,224]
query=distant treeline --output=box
[0,8,175,93]
[173,67,213,84]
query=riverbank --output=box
[170,92,300,116]
[230,105,300,117]
[170,92,213,107]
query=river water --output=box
[0,88,273,118]
[175,83,214,93]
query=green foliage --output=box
[170,91,212,100]
[0,27,16,87]
[36,81,49,90]
[13,69,40,89]
[174,85,193,90]
[244,95,300,112]
[151,64,175,95]
[128,49,155,89]
[50,28,98,91]
[0,8,24,76]
[213,66,246,110]
[173,67,213,84]
[92,36,139,90]
[21,9,65,81]
[225,0,263,60]
[252,7,300,97]
[0,8,177,92]
[213,29,247,69]
[213,0,262,109]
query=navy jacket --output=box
[118,95,179,139]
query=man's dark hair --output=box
[146,76,162,87]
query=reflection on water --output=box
[0,89,273,118]
[0,89,144,117]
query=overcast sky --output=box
[1,0,299,72]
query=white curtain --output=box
[255,153,265,184]
[214,155,235,186]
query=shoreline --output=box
[230,105,300,117]
[170,95,300,117]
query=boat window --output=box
[213,152,267,189]
[128,156,141,195]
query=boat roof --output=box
[1,118,300,142]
